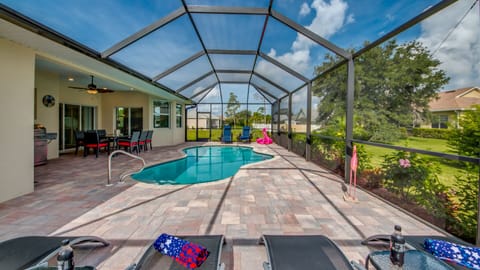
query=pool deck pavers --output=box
[0,142,448,269]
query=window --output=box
[176,104,183,128]
[431,114,448,129]
[116,107,143,135]
[154,101,170,128]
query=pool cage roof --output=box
[0,0,456,105]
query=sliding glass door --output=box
[59,103,96,151]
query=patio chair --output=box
[83,130,110,158]
[96,129,107,139]
[361,234,473,270]
[74,130,84,155]
[137,130,148,152]
[221,125,232,143]
[238,126,252,143]
[145,130,153,151]
[260,235,365,270]
[126,235,225,270]
[117,131,140,154]
[0,235,109,270]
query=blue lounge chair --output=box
[221,125,232,143]
[238,126,251,143]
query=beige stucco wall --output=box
[148,97,185,146]
[35,70,60,159]
[101,91,149,134]
[0,39,35,203]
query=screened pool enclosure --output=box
[1,0,479,243]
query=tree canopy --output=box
[313,40,449,142]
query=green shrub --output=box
[411,128,454,139]
[447,171,478,243]
[381,150,448,218]
[369,123,406,143]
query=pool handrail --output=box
[107,150,146,186]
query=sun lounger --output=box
[260,235,365,270]
[361,234,473,270]
[127,235,225,270]
[0,235,109,270]
[238,126,251,143]
[221,125,232,143]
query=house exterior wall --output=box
[35,70,60,159]
[148,97,185,146]
[0,35,186,202]
[464,90,480,99]
[0,39,35,203]
[421,111,458,128]
[101,91,149,134]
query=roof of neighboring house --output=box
[429,87,480,112]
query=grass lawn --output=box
[361,137,463,187]
[363,137,453,166]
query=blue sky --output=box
[1,0,478,95]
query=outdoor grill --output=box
[34,124,56,166]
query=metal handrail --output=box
[107,150,146,186]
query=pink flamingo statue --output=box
[345,145,359,202]
[256,128,272,144]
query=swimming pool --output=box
[132,146,272,184]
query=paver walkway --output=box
[0,142,447,269]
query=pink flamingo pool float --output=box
[256,128,272,144]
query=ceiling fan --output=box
[68,75,115,94]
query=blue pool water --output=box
[132,146,272,184]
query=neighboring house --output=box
[426,87,480,129]
[186,110,220,129]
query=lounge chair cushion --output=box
[424,238,480,269]
[153,233,210,269]
[130,235,224,270]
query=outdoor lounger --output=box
[127,235,225,270]
[260,235,365,270]
[362,234,474,270]
[0,235,109,270]
[221,125,232,144]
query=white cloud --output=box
[346,14,355,24]
[308,0,348,38]
[299,2,311,16]
[418,0,480,90]
[257,0,350,90]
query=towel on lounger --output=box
[153,233,209,269]
[424,238,480,269]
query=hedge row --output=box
[411,128,454,139]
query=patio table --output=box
[365,250,454,270]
